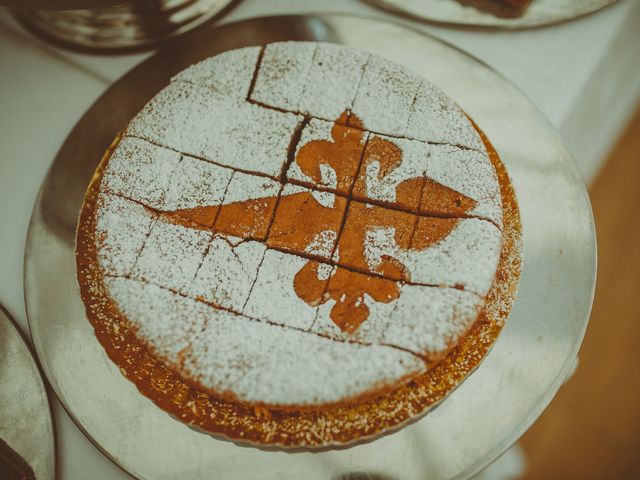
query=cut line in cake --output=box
[100,273,383,351]
[112,131,501,229]
[98,187,499,295]
[136,43,487,165]
[99,129,503,298]
[96,189,495,348]
[104,275,429,407]
[103,258,483,365]
[123,51,502,228]
[247,42,486,151]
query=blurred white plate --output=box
[0,306,55,480]
[365,0,619,29]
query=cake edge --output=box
[75,120,522,447]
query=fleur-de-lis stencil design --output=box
[163,112,476,334]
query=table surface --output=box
[1,1,639,479]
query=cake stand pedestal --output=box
[24,14,596,480]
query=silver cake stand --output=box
[365,0,619,29]
[10,0,238,52]
[0,306,55,480]
[24,14,596,480]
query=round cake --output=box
[77,41,522,446]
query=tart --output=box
[458,0,533,18]
[76,41,522,447]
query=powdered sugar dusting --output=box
[105,277,208,365]
[312,279,397,343]
[222,171,281,205]
[363,227,397,274]
[360,135,426,207]
[305,230,337,258]
[190,235,266,312]
[127,81,302,178]
[243,249,320,330]
[319,164,338,190]
[350,54,421,136]
[102,137,181,209]
[362,219,501,296]
[171,46,260,98]
[310,189,335,209]
[95,193,156,277]
[106,277,425,407]
[356,134,501,226]
[280,183,338,212]
[316,262,334,281]
[311,279,483,359]
[406,219,501,296]
[163,155,233,212]
[382,285,483,357]
[132,217,211,294]
[183,302,425,406]
[424,144,502,227]
[251,41,317,111]
[406,80,485,152]
[287,118,342,190]
[297,42,369,121]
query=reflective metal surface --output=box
[24,14,596,480]
[0,306,55,480]
[0,0,120,9]
[13,0,237,53]
[365,0,619,29]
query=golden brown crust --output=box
[76,124,521,448]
